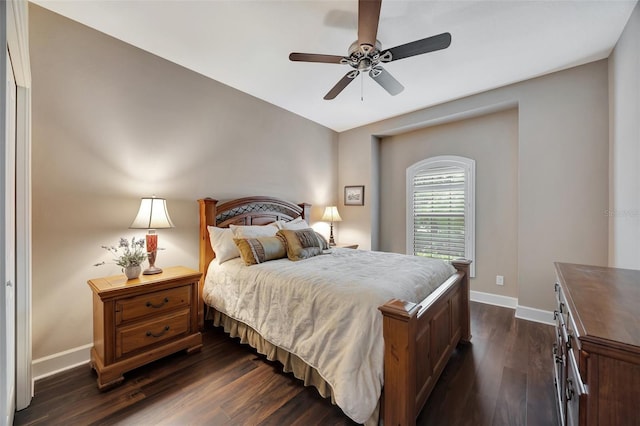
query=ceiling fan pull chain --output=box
[361,73,364,102]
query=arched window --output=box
[406,155,475,276]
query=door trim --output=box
[7,0,33,411]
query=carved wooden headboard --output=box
[197,196,311,326]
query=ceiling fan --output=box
[289,0,452,100]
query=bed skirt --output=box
[210,308,379,425]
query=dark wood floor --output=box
[14,302,558,426]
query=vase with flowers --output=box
[95,237,147,280]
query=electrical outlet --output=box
[496,275,504,286]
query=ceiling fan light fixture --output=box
[357,58,373,72]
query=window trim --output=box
[406,155,475,277]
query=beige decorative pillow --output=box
[280,218,328,249]
[277,228,324,261]
[233,236,287,265]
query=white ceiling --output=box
[32,0,637,132]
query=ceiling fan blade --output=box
[289,53,346,64]
[370,67,404,96]
[358,0,382,49]
[324,71,360,100]
[382,32,452,62]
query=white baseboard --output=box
[470,290,554,326]
[515,305,555,326]
[32,343,92,382]
[470,290,518,309]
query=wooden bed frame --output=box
[198,196,471,426]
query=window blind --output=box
[411,165,466,260]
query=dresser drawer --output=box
[116,309,190,358]
[115,285,191,325]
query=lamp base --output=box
[143,266,163,275]
[329,223,336,246]
[144,248,162,275]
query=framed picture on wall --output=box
[344,185,365,206]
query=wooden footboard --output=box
[379,259,471,426]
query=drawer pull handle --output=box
[566,378,575,401]
[146,326,170,338]
[146,298,169,309]
[552,345,563,364]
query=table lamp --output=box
[130,196,175,274]
[321,206,342,246]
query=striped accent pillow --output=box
[233,236,287,266]
[277,228,324,261]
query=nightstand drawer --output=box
[116,309,190,358]
[115,285,191,325]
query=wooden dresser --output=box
[553,263,640,426]
[87,266,203,389]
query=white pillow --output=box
[281,217,310,230]
[230,223,279,238]
[207,226,240,264]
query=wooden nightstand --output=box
[334,243,358,249]
[87,266,203,390]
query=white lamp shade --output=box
[130,197,175,229]
[321,206,342,222]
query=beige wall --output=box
[339,61,609,311]
[29,5,337,359]
[609,2,640,269]
[380,109,519,298]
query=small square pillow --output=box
[234,236,287,265]
[230,223,279,238]
[207,226,240,264]
[277,228,324,261]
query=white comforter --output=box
[202,248,456,424]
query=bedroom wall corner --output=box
[608,1,640,270]
[337,128,377,250]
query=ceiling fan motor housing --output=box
[344,40,390,73]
